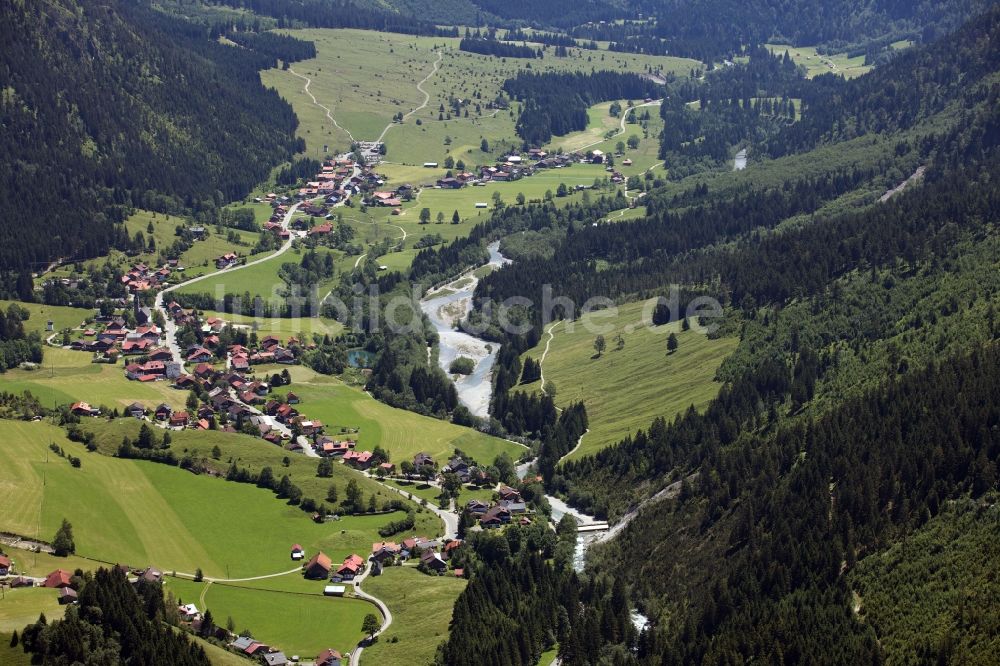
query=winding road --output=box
[348,561,394,666]
[154,202,304,367]
[287,68,356,144]
[577,99,661,154]
[376,49,443,144]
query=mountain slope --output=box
[0,0,303,275]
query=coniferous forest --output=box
[4,0,1000,664]
[0,0,309,276]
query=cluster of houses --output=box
[466,485,530,529]
[295,157,382,204]
[69,300,172,368]
[229,638,343,666]
[0,563,166,608]
[121,261,180,293]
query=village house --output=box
[335,554,364,580]
[169,411,189,428]
[371,541,401,563]
[343,450,373,469]
[125,402,146,419]
[216,253,239,269]
[442,539,463,560]
[43,569,73,588]
[413,452,434,468]
[230,636,269,657]
[315,649,343,666]
[154,404,172,421]
[264,652,289,666]
[304,551,333,579]
[0,554,11,575]
[480,505,512,528]
[58,587,79,604]
[419,550,448,574]
[70,402,99,417]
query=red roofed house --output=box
[335,554,364,580]
[316,649,343,666]
[43,569,73,588]
[304,551,333,579]
[291,544,305,561]
[0,554,11,575]
[70,401,99,416]
[169,411,189,428]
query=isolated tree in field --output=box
[682,316,691,331]
[186,390,199,411]
[194,568,203,582]
[615,333,625,351]
[444,156,454,169]
[667,332,679,354]
[516,192,526,205]
[492,191,502,208]
[345,478,364,513]
[327,484,338,503]
[362,613,382,640]
[652,302,672,326]
[480,138,489,152]
[436,211,445,224]
[452,210,461,224]
[419,207,431,224]
[627,134,640,149]
[52,519,75,556]
[317,457,333,478]
[556,183,568,197]
[367,494,377,513]
[211,445,221,460]
[616,140,625,155]
[594,335,606,357]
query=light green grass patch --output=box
[519,300,738,460]
[198,310,343,343]
[360,565,466,666]
[0,301,92,336]
[0,420,430,578]
[168,577,370,657]
[2,347,187,410]
[0,587,62,633]
[766,44,872,79]
[288,382,521,465]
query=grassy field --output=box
[0,635,33,666]
[386,479,495,507]
[0,587,62,634]
[261,29,698,162]
[0,420,432,578]
[173,244,341,305]
[766,43,872,79]
[2,347,187,411]
[518,300,738,460]
[167,577,370,657]
[360,566,466,666]
[44,210,261,287]
[285,377,522,465]
[197,310,344,343]
[0,301,92,336]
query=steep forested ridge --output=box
[630,0,993,59]
[0,0,305,274]
[424,7,1000,664]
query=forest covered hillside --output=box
[0,0,306,278]
[427,6,1000,664]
